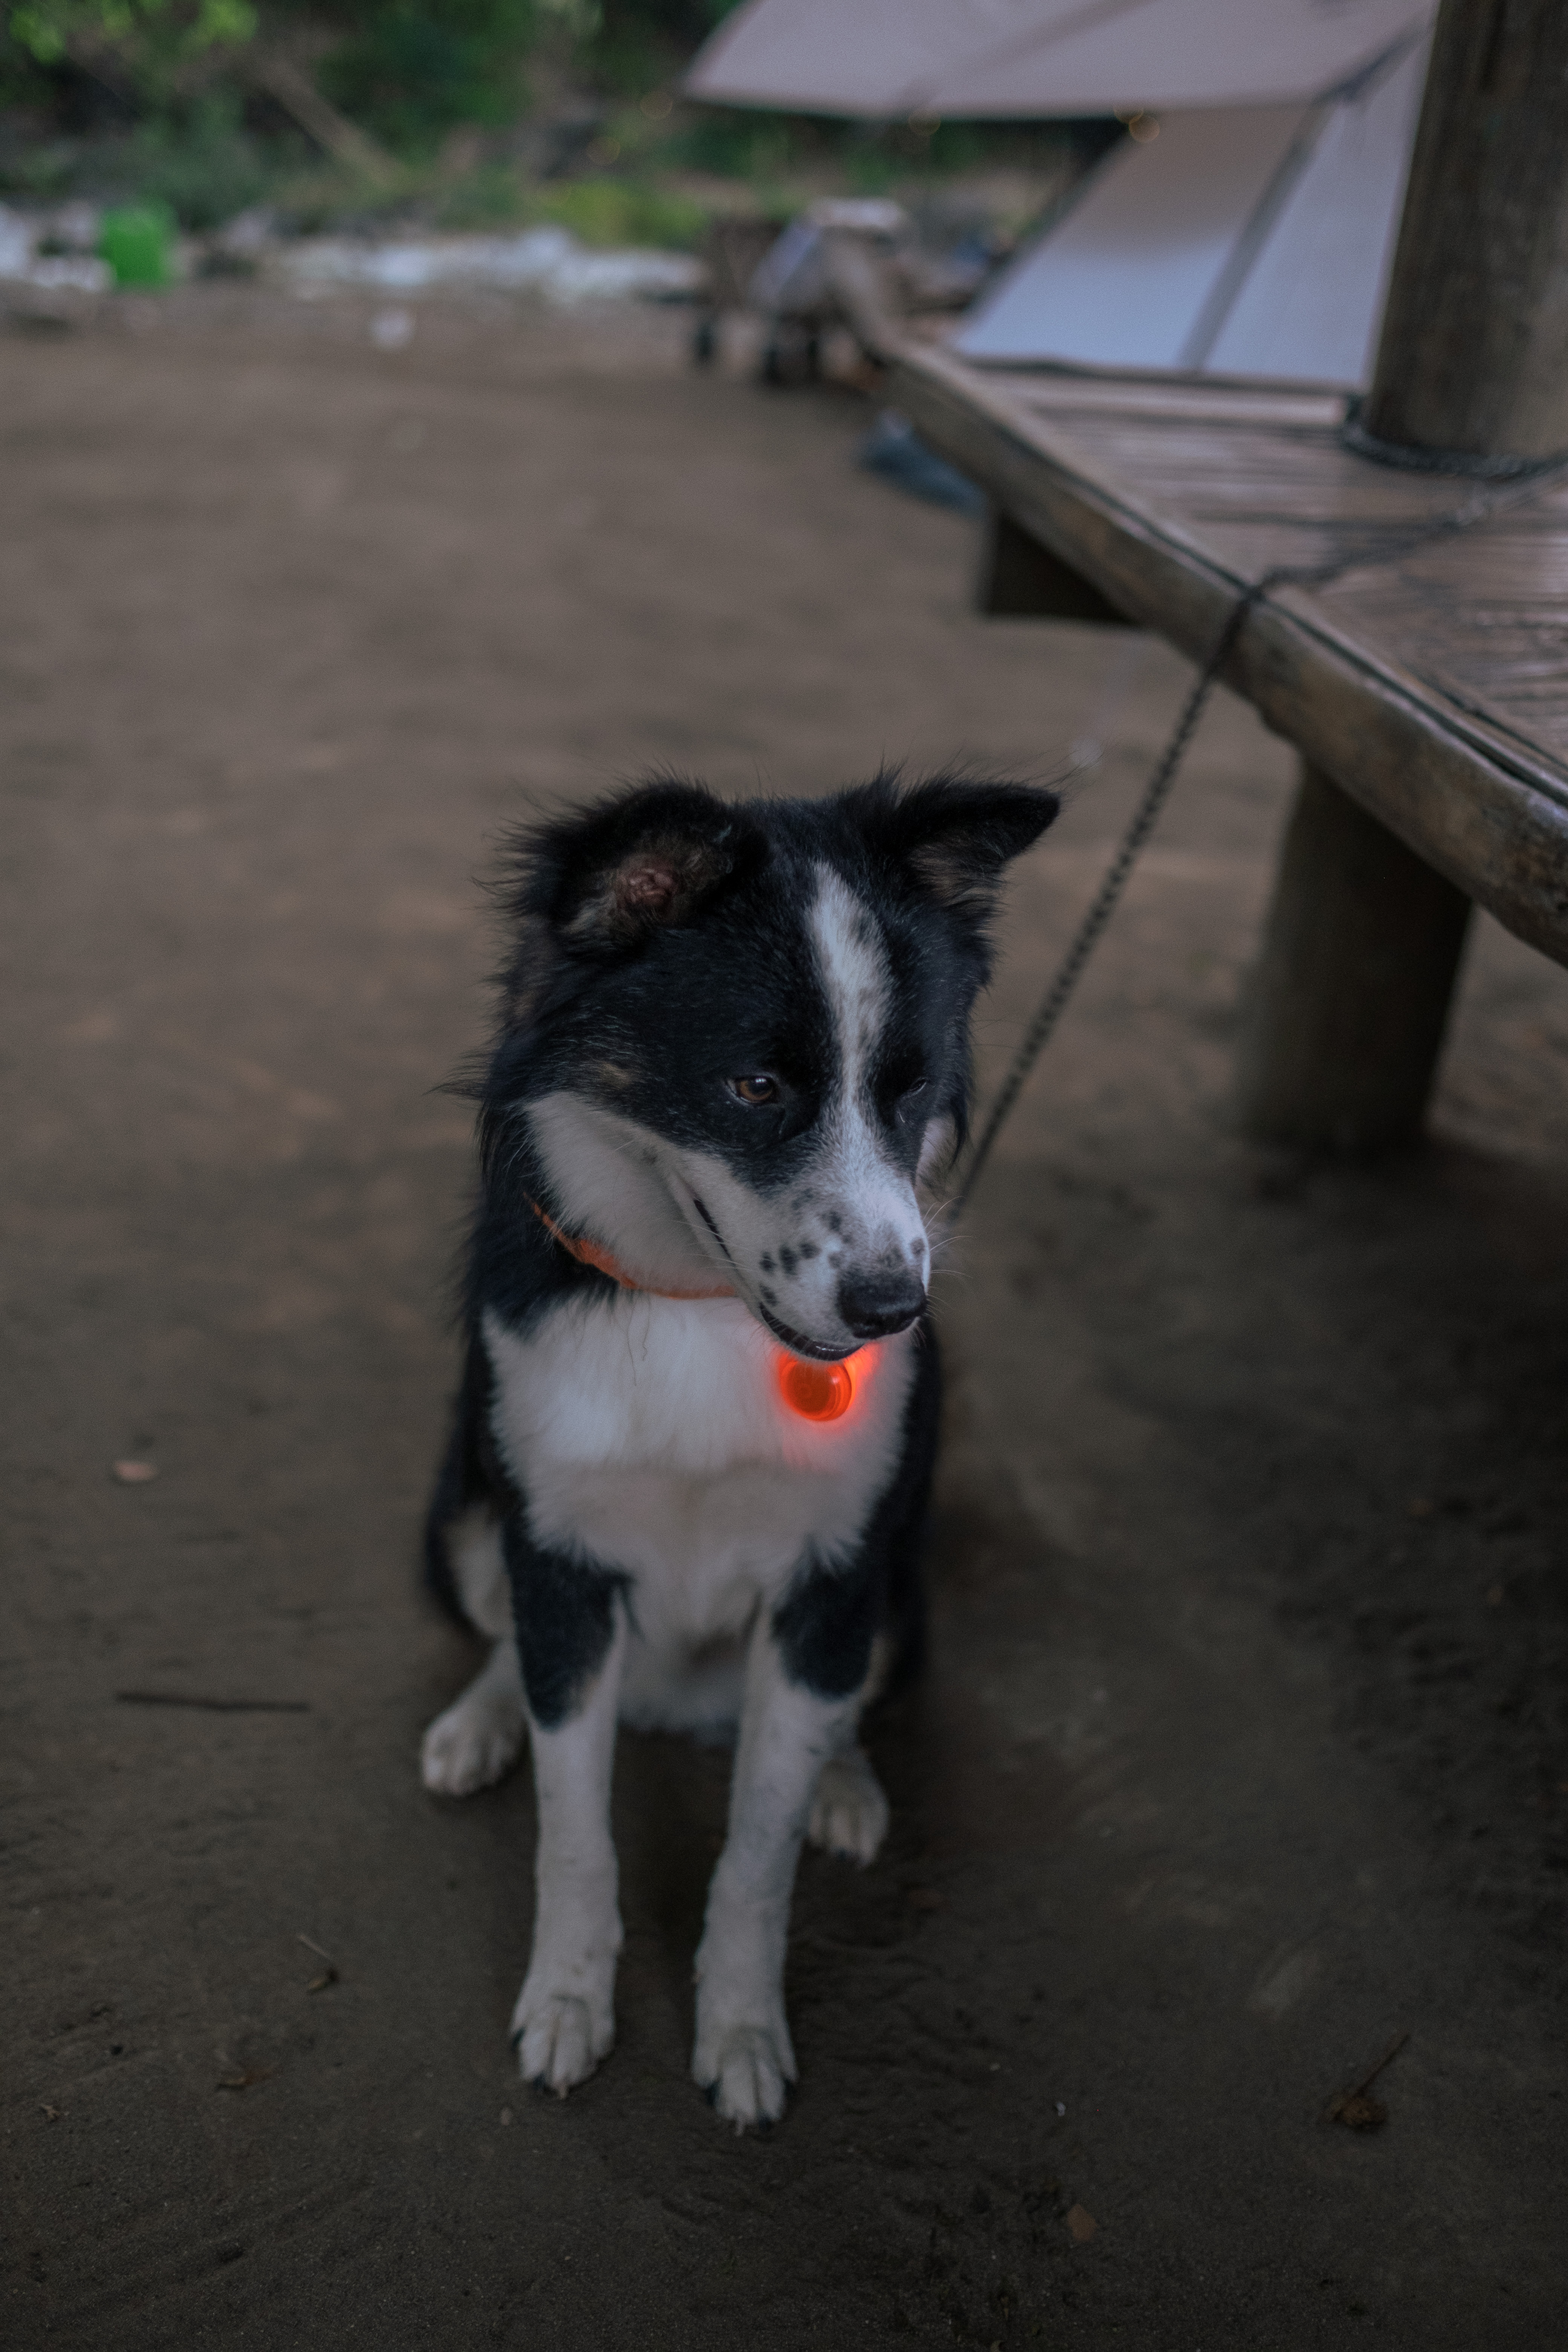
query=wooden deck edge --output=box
[893,349,1568,971]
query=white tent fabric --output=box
[687,0,1433,120]
[952,31,1427,384]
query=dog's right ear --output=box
[527,782,758,951]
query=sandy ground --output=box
[3,288,1566,2351]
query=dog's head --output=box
[482,773,1057,1360]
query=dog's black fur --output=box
[420,772,1056,2123]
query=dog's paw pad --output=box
[512,1993,611,2096]
[696,2024,794,2132]
[420,1688,524,1798]
[808,1750,889,1865]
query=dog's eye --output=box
[728,1075,779,1107]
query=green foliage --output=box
[669,106,801,182]
[432,158,530,228]
[532,172,706,247]
[0,138,78,196]
[317,0,537,150]
[8,0,254,68]
[0,0,1092,245]
[432,163,707,243]
[573,0,740,98]
[118,91,271,224]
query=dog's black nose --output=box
[836,1269,926,1341]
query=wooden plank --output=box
[893,355,1568,800]
[891,345,1568,968]
[969,374,1347,430]
[989,391,1568,771]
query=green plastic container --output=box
[98,206,175,290]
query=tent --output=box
[686,0,1436,389]
[686,0,1432,119]
[954,32,1429,382]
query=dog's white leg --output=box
[421,1638,527,1796]
[807,1741,889,1865]
[511,1611,626,2096]
[693,1623,857,2130]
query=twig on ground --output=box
[114,1691,309,1713]
[1325,2029,1409,2128]
[297,1933,339,1990]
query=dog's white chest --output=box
[482,1295,915,1639]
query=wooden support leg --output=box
[977,507,1133,625]
[1237,762,1472,1154]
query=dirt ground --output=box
[4,287,1566,2352]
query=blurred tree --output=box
[574,0,743,94]
[0,0,750,168]
[316,0,539,147]
[9,0,256,72]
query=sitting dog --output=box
[420,772,1056,2128]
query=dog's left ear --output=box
[871,777,1058,917]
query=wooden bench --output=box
[885,0,1568,1155]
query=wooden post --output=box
[1242,0,1562,1150]
[1363,0,1568,459]
[1238,764,1472,1154]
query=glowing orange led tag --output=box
[777,1350,861,1422]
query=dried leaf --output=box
[1329,2092,1387,2130]
[1324,2029,1407,2128]
[1066,2204,1097,2243]
[215,2067,273,2092]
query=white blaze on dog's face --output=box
[665,866,933,1359]
[507,776,1058,1361]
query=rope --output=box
[950,446,1568,1215]
[953,584,1259,1213]
[1338,397,1568,482]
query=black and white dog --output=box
[421,773,1055,2128]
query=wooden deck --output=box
[891,348,1568,968]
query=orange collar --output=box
[526,1196,737,1301]
[526,1196,867,1423]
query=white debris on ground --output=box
[279,225,704,305]
[0,201,704,309]
[0,204,111,293]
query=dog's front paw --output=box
[808,1747,889,1864]
[692,2015,796,2131]
[420,1661,525,1798]
[511,1984,614,2096]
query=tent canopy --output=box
[686,0,1433,121]
[952,31,1427,384]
